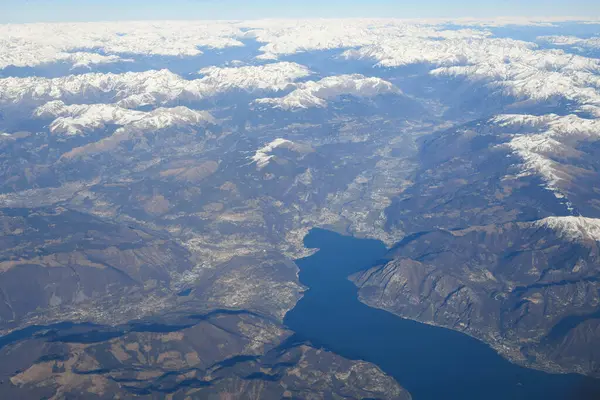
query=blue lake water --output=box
[284,228,600,400]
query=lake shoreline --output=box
[284,228,600,400]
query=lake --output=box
[284,228,600,400]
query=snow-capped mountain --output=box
[538,216,600,242]
[0,62,310,109]
[0,21,244,69]
[538,35,600,50]
[495,113,600,197]
[59,106,214,159]
[197,62,311,93]
[35,101,146,135]
[250,138,312,169]
[254,74,399,109]
[34,100,215,136]
[251,138,295,168]
[131,106,215,129]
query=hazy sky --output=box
[2,0,600,23]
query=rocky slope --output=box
[0,311,409,399]
[352,218,600,376]
[0,71,423,398]
[0,207,200,331]
[364,90,600,378]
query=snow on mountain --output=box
[60,106,215,159]
[1,50,132,70]
[0,62,310,109]
[250,138,311,169]
[242,18,597,64]
[61,52,133,69]
[244,21,599,116]
[3,19,599,115]
[116,62,310,108]
[251,138,293,169]
[494,113,600,195]
[0,69,180,106]
[242,18,599,59]
[2,18,599,71]
[538,35,600,49]
[340,32,600,111]
[245,20,490,60]
[345,35,600,107]
[34,100,215,136]
[2,18,600,201]
[35,101,148,135]
[131,106,215,129]
[254,74,399,110]
[495,113,600,137]
[0,21,244,70]
[430,50,600,107]
[197,62,310,93]
[342,35,505,68]
[537,216,600,242]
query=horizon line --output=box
[2,15,599,26]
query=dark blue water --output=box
[284,229,600,400]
